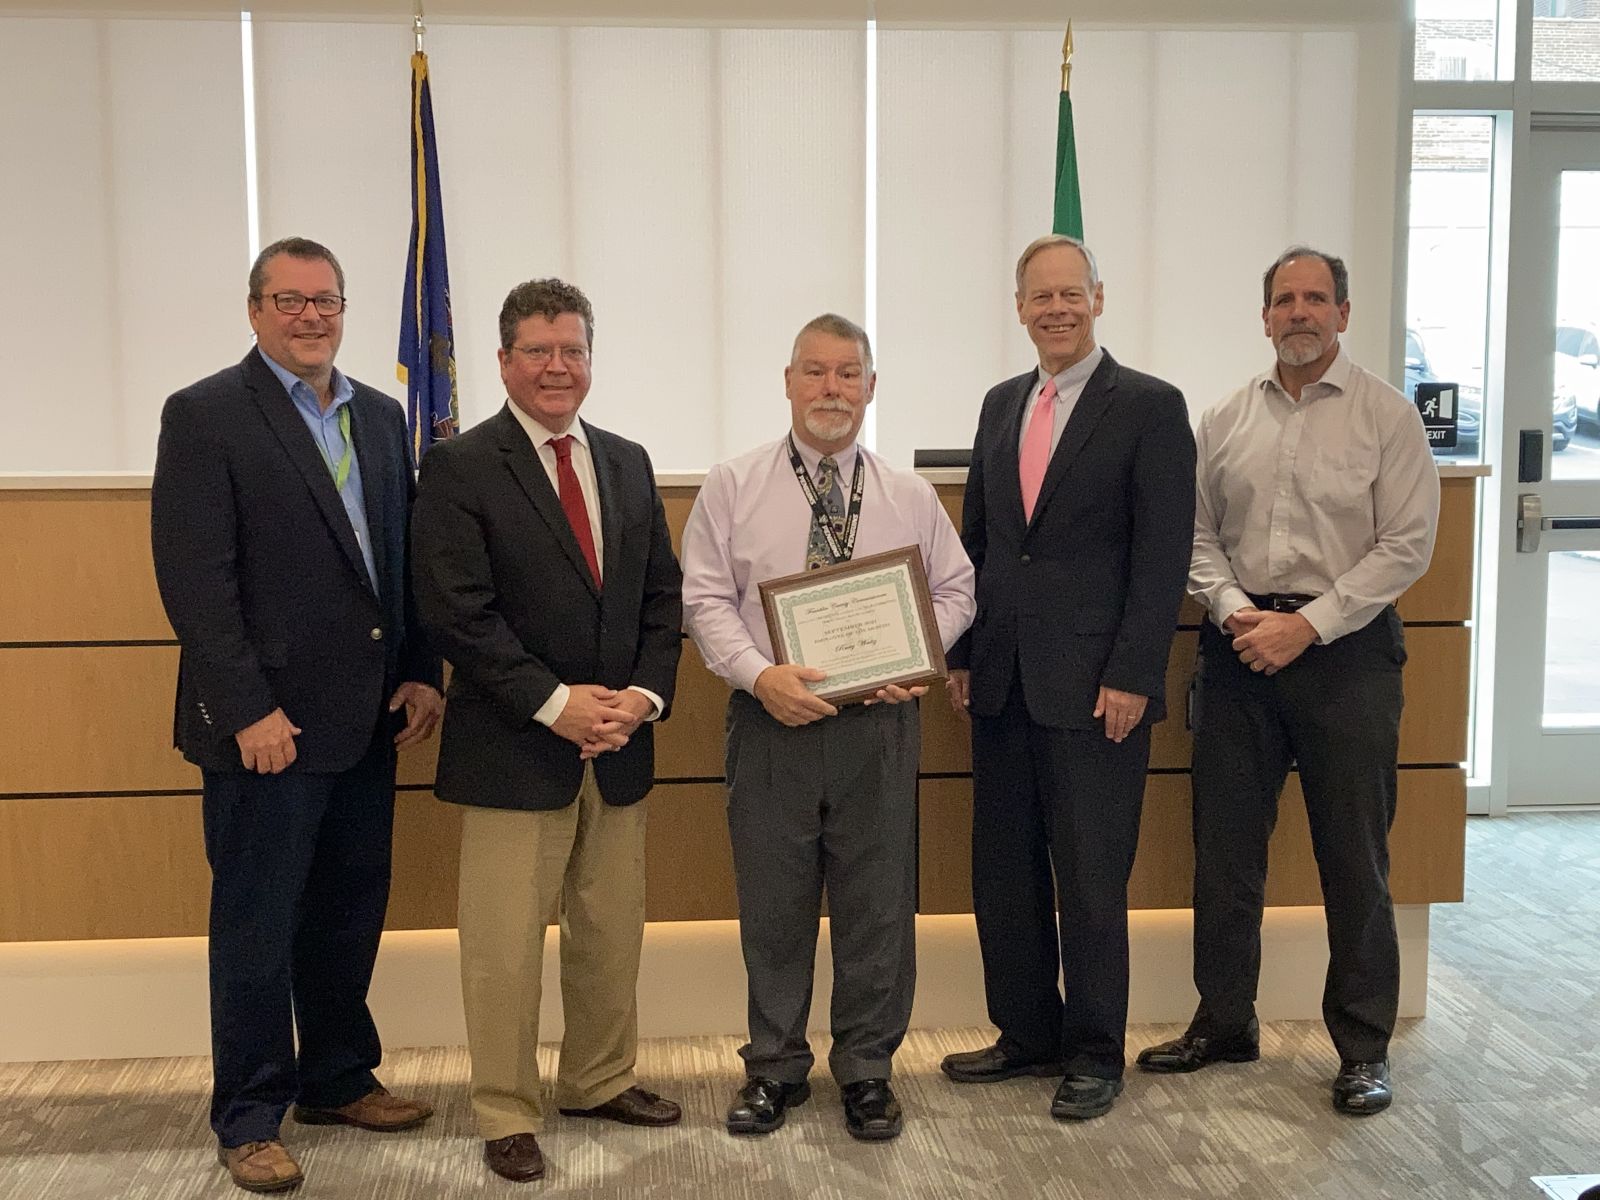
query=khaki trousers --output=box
[457,765,648,1139]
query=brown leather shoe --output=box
[217,1140,303,1193]
[558,1084,682,1127]
[292,1085,433,1132]
[484,1133,546,1182]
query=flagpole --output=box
[414,1,425,54]
[1061,20,1072,94]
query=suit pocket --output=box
[1069,607,1120,635]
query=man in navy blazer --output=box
[940,235,1195,1120]
[411,278,683,1184]
[151,237,443,1194]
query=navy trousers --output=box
[970,676,1151,1080]
[201,724,396,1147]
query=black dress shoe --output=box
[484,1133,545,1182]
[725,1077,811,1135]
[1331,1060,1392,1116]
[1135,1019,1260,1073]
[941,1041,1066,1083]
[1050,1074,1123,1120]
[841,1079,903,1141]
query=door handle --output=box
[1516,492,1600,552]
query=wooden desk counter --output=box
[0,470,1477,941]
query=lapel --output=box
[1028,351,1120,530]
[347,392,390,600]
[244,349,376,598]
[996,370,1036,532]
[582,418,624,597]
[495,407,601,601]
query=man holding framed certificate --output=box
[682,313,975,1143]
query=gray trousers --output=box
[724,689,920,1086]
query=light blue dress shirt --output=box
[259,350,379,593]
[1017,345,1106,459]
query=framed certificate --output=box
[758,545,947,706]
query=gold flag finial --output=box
[1061,21,1073,93]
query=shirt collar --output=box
[258,348,353,412]
[1260,344,1352,402]
[507,401,590,453]
[787,431,859,481]
[1038,345,1104,395]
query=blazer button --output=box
[1020,554,1032,565]
[370,627,384,641]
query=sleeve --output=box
[681,462,773,694]
[1101,385,1198,699]
[1187,407,1255,629]
[410,442,564,725]
[149,390,277,736]
[397,419,444,690]
[916,478,977,651]
[1297,402,1440,643]
[945,392,992,671]
[626,447,685,714]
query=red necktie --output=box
[547,436,601,588]
[1019,377,1058,522]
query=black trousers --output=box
[724,690,920,1086]
[970,676,1150,1079]
[1188,610,1405,1063]
[201,723,396,1146]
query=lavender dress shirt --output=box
[681,435,977,695]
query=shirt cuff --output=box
[627,686,664,721]
[1297,596,1340,645]
[729,647,777,696]
[533,683,570,727]
[1212,584,1256,630]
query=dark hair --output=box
[499,278,595,351]
[792,312,874,375]
[1262,245,1348,307]
[248,237,345,299]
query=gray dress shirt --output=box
[1188,347,1440,644]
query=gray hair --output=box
[1014,234,1100,293]
[248,236,345,299]
[1262,245,1349,307]
[792,312,874,376]
[499,278,595,351]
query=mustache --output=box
[809,401,853,414]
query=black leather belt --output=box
[1246,592,1317,614]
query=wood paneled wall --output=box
[0,477,1475,941]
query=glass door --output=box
[1497,126,1600,807]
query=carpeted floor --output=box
[2,812,1597,1200]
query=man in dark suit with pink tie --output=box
[940,234,1196,1121]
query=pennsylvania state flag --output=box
[398,50,458,457]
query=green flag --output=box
[1053,90,1083,238]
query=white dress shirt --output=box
[504,401,663,725]
[1189,347,1440,644]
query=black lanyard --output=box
[787,433,864,564]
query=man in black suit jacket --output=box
[411,278,683,1184]
[151,237,443,1193]
[939,235,1196,1121]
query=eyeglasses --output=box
[261,292,347,316]
[511,344,591,367]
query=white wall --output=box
[0,12,1400,474]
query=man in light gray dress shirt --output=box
[1137,247,1439,1117]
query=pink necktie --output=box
[1019,377,1058,522]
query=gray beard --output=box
[805,410,854,442]
[1276,335,1326,367]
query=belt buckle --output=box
[1274,595,1305,613]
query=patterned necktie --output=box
[546,436,601,588]
[804,455,847,571]
[1019,377,1058,522]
